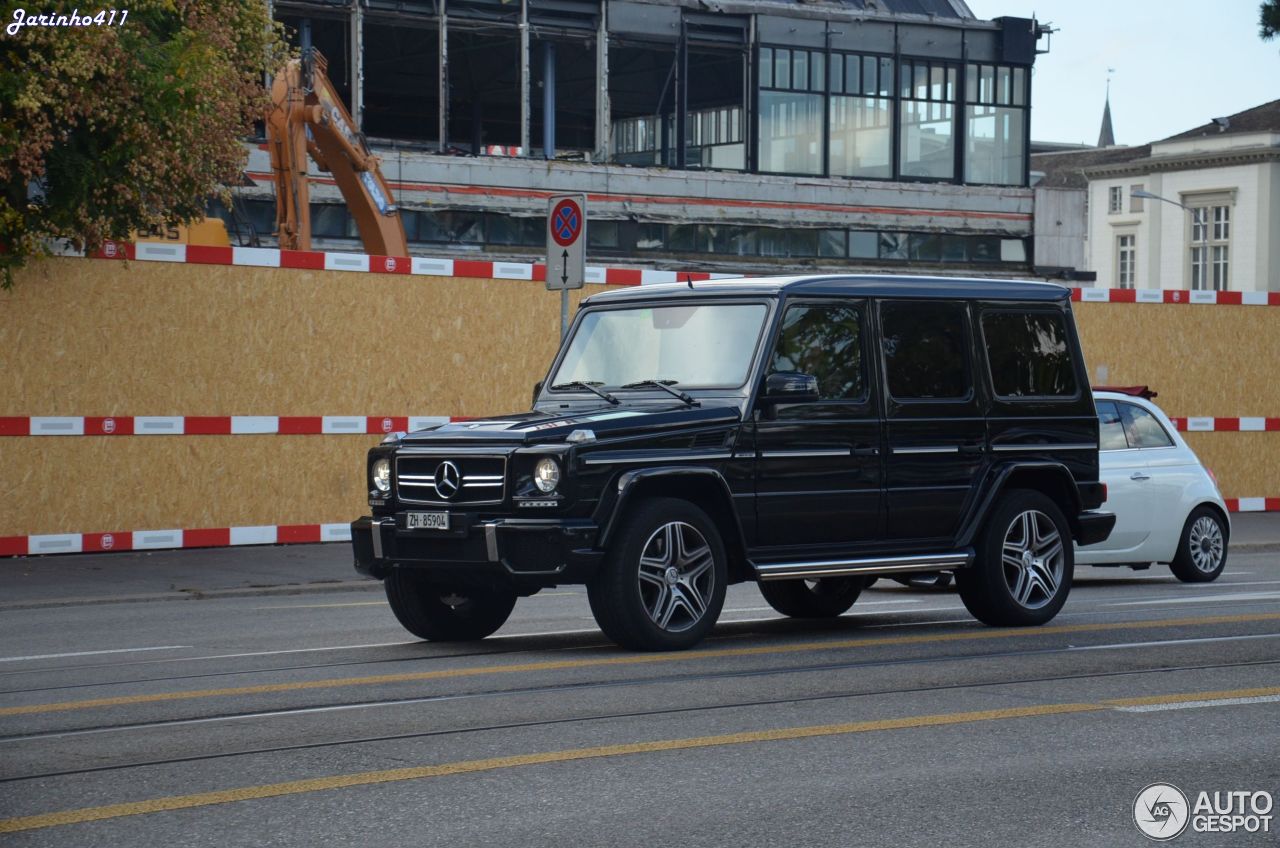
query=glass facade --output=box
[899,60,958,180]
[756,46,1027,185]
[963,63,1027,185]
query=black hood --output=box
[397,401,742,445]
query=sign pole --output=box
[561,288,568,340]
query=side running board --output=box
[753,551,973,582]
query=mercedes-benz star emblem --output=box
[433,461,461,499]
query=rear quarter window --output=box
[981,310,1078,399]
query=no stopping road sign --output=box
[546,194,586,291]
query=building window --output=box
[963,63,1027,185]
[899,59,958,180]
[1116,233,1136,288]
[1129,185,1144,212]
[1108,186,1122,214]
[1190,205,1230,290]
[758,47,825,175]
[829,53,894,179]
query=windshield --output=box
[552,303,769,390]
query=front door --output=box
[753,300,883,548]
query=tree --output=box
[1263,0,1280,41]
[0,0,286,285]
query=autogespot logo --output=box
[1134,783,1190,841]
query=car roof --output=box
[583,274,1072,305]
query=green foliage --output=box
[1264,0,1280,41]
[0,0,287,285]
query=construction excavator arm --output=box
[266,49,408,256]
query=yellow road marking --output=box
[0,703,1105,834]
[1104,685,1280,707]
[3,611,1278,718]
[5,684,1279,835]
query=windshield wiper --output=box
[619,379,699,407]
[550,381,619,405]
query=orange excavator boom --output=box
[266,49,408,256]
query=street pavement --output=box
[0,526,1278,846]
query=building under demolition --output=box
[230,0,1047,273]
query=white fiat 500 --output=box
[1075,388,1230,581]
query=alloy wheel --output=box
[1001,509,1065,610]
[636,521,716,633]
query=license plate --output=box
[406,512,450,531]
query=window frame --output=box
[1188,203,1231,291]
[977,307,1082,403]
[764,298,873,407]
[961,61,1030,187]
[877,298,976,405]
[1116,401,1176,450]
[1095,400,1131,452]
[1115,232,1137,289]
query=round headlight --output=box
[533,457,561,494]
[372,458,391,493]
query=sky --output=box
[965,0,1280,146]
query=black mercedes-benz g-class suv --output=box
[352,275,1115,650]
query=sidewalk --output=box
[1,513,1276,611]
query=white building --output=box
[1082,100,1280,292]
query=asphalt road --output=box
[2,551,1279,846]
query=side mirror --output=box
[761,371,819,405]
[531,379,545,407]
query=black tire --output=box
[587,497,727,651]
[384,570,517,641]
[892,572,954,590]
[1169,506,1229,583]
[758,577,866,618]
[956,489,1073,627]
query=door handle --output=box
[958,442,985,454]
[1130,472,1151,481]
[851,446,879,457]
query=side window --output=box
[770,303,866,400]
[880,300,971,400]
[981,310,1078,398]
[1119,403,1174,448]
[1096,401,1129,450]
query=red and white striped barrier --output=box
[2,414,1276,437]
[0,524,352,557]
[52,239,1280,304]
[62,240,738,288]
[1224,498,1280,513]
[1169,418,1280,432]
[1071,287,1280,306]
[0,415,452,437]
[3,498,1276,558]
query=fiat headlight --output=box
[533,458,561,494]
[372,458,391,493]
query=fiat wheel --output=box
[1170,506,1228,583]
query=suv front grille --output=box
[395,454,507,505]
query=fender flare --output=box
[595,465,749,555]
[957,461,1084,547]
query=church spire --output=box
[1097,70,1116,147]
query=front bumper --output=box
[1074,510,1117,547]
[351,514,603,584]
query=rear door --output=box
[753,299,883,548]
[879,299,986,542]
